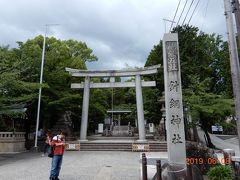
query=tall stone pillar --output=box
[163,33,186,165]
[135,74,146,141]
[80,76,90,141]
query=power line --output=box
[170,0,182,32]
[176,0,188,26]
[187,0,201,25]
[182,0,195,26]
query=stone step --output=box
[73,142,167,152]
[88,136,137,140]
[111,126,133,137]
[112,125,129,131]
[79,149,134,151]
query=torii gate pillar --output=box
[80,76,90,141]
[135,74,146,142]
[66,65,161,142]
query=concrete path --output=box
[0,151,141,180]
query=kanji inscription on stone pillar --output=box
[163,33,186,165]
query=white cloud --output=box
[0,0,228,70]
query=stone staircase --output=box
[148,142,168,151]
[67,141,167,152]
[112,125,133,136]
[80,142,133,151]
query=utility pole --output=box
[34,24,59,149]
[162,18,176,33]
[34,25,47,149]
[232,0,240,47]
[224,0,240,151]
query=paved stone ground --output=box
[0,151,141,180]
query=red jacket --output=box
[50,135,65,155]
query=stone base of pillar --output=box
[136,139,147,143]
[78,139,88,142]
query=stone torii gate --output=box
[66,65,160,142]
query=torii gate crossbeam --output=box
[66,64,161,142]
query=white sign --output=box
[98,123,104,133]
[212,125,223,132]
[163,33,186,165]
[149,123,155,133]
[68,144,76,149]
[137,144,145,150]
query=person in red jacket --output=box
[49,131,66,180]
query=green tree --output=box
[0,46,40,131]
[0,35,98,132]
[0,46,39,115]
[184,78,234,147]
[145,25,234,147]
[144,42,164,125]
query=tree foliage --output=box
[144,25,234,146]
[0,36,98,131]
[0,25,236,143]
[0,46,39,113]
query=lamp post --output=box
[34,24,58,148]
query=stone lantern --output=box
[159,91,166,141]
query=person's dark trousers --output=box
[50,155,63,180]
[43,143,49,154]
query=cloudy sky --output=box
[0,0,227,70]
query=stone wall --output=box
[0,132,26,152]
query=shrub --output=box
[221,122,237,135]
[186,143,216,174]
[207,165,234,180]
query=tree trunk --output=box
[203,129,215,148]
[192,124,199,142]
